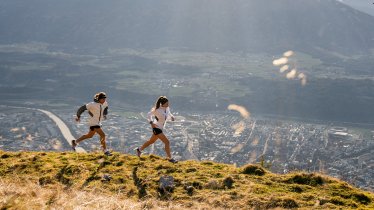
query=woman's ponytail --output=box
[154,96,168,110]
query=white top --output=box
[86,101,108,126]
[147,107,174,130]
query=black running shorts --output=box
[152,128,163,135]
[90,125,101,131]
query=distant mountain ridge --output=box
[0,0,374,54]
[340,0,374,17]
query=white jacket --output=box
[147,107,174,130]
[77,101,108,126]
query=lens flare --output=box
[249,151,257,163]
[286,69,297,79]
[251,137,259,146]
[280,65,289,73]
[283,50,294,57]
[273,50,308,86]
[272,57,288,66]
[232,121,245,137]
[228,104,251,153]
[230,143,244,153]
[227,104,250,119]
[10,128,20,132]
[301,77,307,86]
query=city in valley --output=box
[0,105,373,192]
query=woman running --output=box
[72,92,112,156]
[136,96,178,163]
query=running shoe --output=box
[71,140,77,151]
[135,147,142,157]
[168,158,178,163]
[104,150,113,156]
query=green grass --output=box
[0,150,373,209]
[348,127,373,140]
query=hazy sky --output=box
[339,0,374,16]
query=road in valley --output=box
[6,105,86,153]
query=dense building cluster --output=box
[1,106,373,192]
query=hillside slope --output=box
[0,150,373,209]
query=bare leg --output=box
[95,128,106,151]
[158,133,171,159]
[76,129,96,144]
[140,134,159,151]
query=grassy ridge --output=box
[0,150,373,209]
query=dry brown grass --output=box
[0,177,213,210]
[0,177,139,209]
